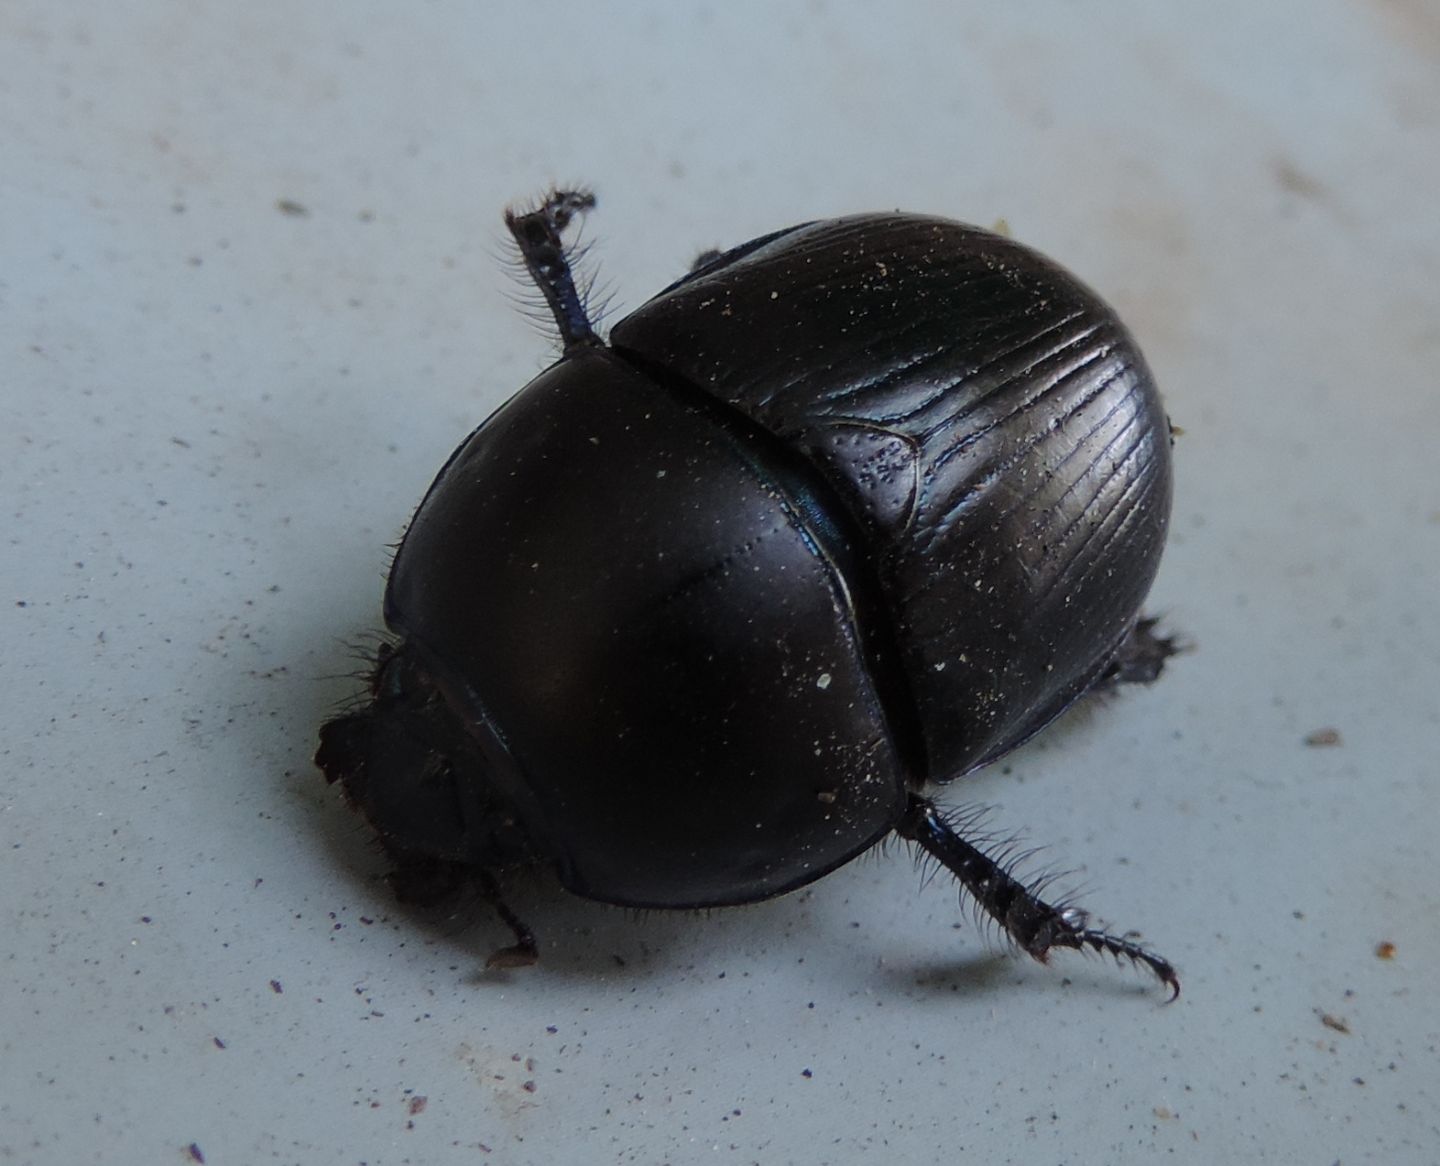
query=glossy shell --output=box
[380,211,1171,909]
[612,213,1172,778]
[386,348,907,907]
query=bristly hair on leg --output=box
[502,187,604,353]
[314,634,400,716]
[497,237,606,343]
[910,806,1073,945]
[908,803,1002,892]
[896,793,1180,1000]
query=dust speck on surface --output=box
[408,1095,427,1116]
[276,198,309,217]
[1320,1012,1351,1034]
[1304,727,1342,747]
[1375,940,1396,959]
[186,1144,205,1164]
[1274,158,1327,200]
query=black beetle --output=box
[318,189,1180,996]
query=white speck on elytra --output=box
[816,672,832,690]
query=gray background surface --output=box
[3,3,1437,1163]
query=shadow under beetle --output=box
[317,189,1181,998]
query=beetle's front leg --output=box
[504,188,600,352]
[478,869,539,969]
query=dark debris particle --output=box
[269,979,283,994]
[1320,1012,1351,1035]
[187,1144,205,1164]
[522,1080,537,1093]
[801,1068,813,1079]
[1304,727,1342,747]
[1375,941,1396,960]
[276,198,310,217]
[408,1096,427,1116]
[212,1037,226,1050]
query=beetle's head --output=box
[315,641,532,898]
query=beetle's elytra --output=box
[317,189,1180,996]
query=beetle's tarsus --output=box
[485,943,539,970]
[479,870,539,969]
[504,188,600,352]
[897,794,1179,998]
[1065,925,1181,1002]
[1101,615,1182,687]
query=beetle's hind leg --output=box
[895,794,1179,999]
[1099,615,1182,687]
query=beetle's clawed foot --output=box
[484,940,540,970]
[1102,616,1185,687]
[897,795,1180,999]
[508,188,596,236]
[1041,910,1181,1002]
